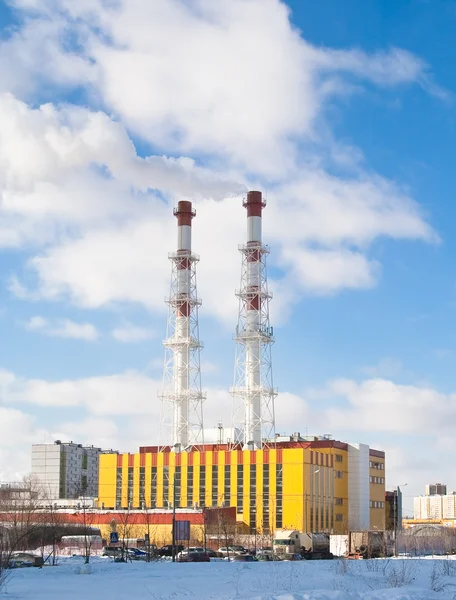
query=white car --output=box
[218,546,247,556]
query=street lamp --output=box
[393,483,407,557]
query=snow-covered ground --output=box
[3,556,456,599]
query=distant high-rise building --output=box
[32,440,115,499]
[425,483,447,496]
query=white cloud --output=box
[0,1,439,323]
[24,316,99,341]
[112,322,155,343]
[1,366,455,497]
[304,377,456,435]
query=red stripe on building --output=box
[128,454,134,467]
[276,449,283,463]
[117,455,123,468]
[151,453,157,467]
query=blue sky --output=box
[0,0,455,513]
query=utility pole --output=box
[171,471,177,563]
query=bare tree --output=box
[74,498,98,564]
[117,507,134,562]
[0,475,45,588]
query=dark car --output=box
[158,544,184,557]
[178,552,211,563]
[205,549,222,558]
[230,554,257,562]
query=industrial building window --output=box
[276,464,283,529]
[139,467,145,508]
[127,467,134,508]
[163,466,170,507]
[237,464,243,514]
[335,454,343,463]
[335,497,343,505]
[335,513,343,522]
[174,466,181,508]
[199,466,206,507]
[224,465,230,507]
[263,464,270,531]
[249,464,256,530]
[335,471,343,479]
[150,466,157,508]
[211,465,218,507]
[187,466,194,508]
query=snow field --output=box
[3,556,456,600]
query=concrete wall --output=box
[348,444,370,531]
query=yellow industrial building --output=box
[98,436,386,535]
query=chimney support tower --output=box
[231,191,277,449]
[159,201,205,451]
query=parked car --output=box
[178,552,211,563]
[230,554,257,562]
[158,544,184,557]
[282,553,303,561]
[9,552,44,568]
[102,546,123,558]
[177,547,205,559]
[218,545,247,556]
[204,549,222,558]
[126,548,156,560]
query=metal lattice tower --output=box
[230,191,277,449]
[159,201,205,452]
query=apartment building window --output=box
[163,466,169,507]
[139,466,145,507]
[237,464,243,514]
[174,466,181,508]
[249,464,257,530]
[224,465,230,507]
[211,465,218,506]
[276,464,283,529]
[127,466,134,507]
[335,513,343,522]
[335,471,343,479]
[82,452,88,470]
[335,454,343,463]
[199,465,206,507]
[263,464,270,531]
[187,466,194,508]
[335,497,343,506]
[150,466,157,508]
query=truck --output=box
[330,531,388,559]
[273,530,332,560]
